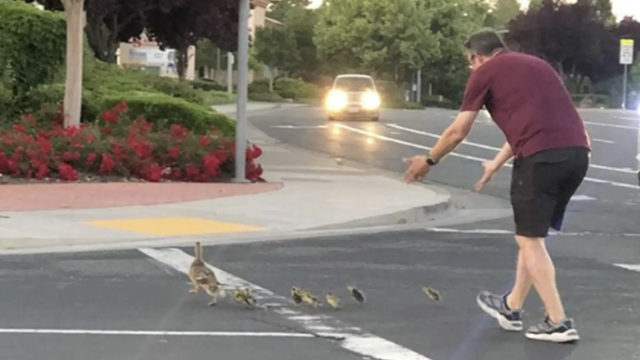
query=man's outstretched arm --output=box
[427,111,479,162]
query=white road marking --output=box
[583,121,638,130]
[615,116,639,121]
[0,329,313,337]
[271,125,328,129]
[337,124,640,189]
[140,247,433,360]
[592,138,615,144]
[613,264,640,272]
[425,228,640,237]
[571,195,596,201]
[387,123,638,175]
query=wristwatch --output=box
[426,156,438,166]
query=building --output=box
[117,34,197,80]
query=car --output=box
[324,74,381,121]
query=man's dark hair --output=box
[464,29,507,56]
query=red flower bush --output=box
[0,102,264,182]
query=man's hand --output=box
[403,156,430,183]
[474,160,499,191]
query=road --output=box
[1,232,638,360]
[1,106,639,360]
[252,106,640,234]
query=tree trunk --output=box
[62,0,85,128]
[84,20,118,63]
[175,46,189,80]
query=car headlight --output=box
[361,91,380,110]
[326,90,347,110]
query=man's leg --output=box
[505,249,533,310]
[520,148,588,343]
[516,235,565,320]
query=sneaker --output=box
[525,317,580,343]
[476,291,523,331]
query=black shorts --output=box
[510,146,589,238]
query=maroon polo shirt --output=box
[460,51,590,158]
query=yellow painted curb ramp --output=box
[86,217,264,236]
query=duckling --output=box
[233,287,257,308]
[422,286,441,301]
[326,293,341,309]
[300,289,322,307]
[291,286,303,305]
[188,242,225,306]
[347,285,366,304]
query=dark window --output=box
[334,77,374,91]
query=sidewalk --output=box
[0,104,450,254]
[212,101,285,115]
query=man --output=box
[403,30,590,343]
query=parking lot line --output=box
[0,328,313,337]
[140,247,433,360]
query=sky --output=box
[309,0,639,20]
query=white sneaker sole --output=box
[525,329,580,343]
[476,296,523,332]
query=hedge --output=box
[192,79,227,92]
[24,83,101,122]
[248,77,322,100]
[101,91,235,135]
[0,1,65,102]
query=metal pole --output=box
[622,64,628,109]
[227,52,234,94]
[234,0,250,182]
[416,68,422,103]
[216,48,221,73]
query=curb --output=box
[307,197,452,231]
[0,222,443,256]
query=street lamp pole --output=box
[234,0,250,182]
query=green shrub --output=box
[249,92,284,102]
[0,1,65,102]
[422,95,457,109]
[101,91,235,135]
[192,79,227,92]
[83,57,207,105]
[206,90,236,105]
[248,79,271,95]
[274,77,321,99]
[83,58,148,96]
[138,75,207,105]
[0,85,12,122]
[23,83,102,122]
[248,77,321,100]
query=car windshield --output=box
[334,77,374,91]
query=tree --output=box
[145,0,242,80]
[253,25,300,91]
[424,0,491,101]
[506,0,639,91]
[24,0,147,63]
[507,1,604,84]
[313,0,440,79]
[528,0,544,10]
[491,0,522,29]
[268,0,311,22]
[577,0,615,25]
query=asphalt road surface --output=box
[2,106,639,360]
[251,106,640,234]
[1,232,638,360]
